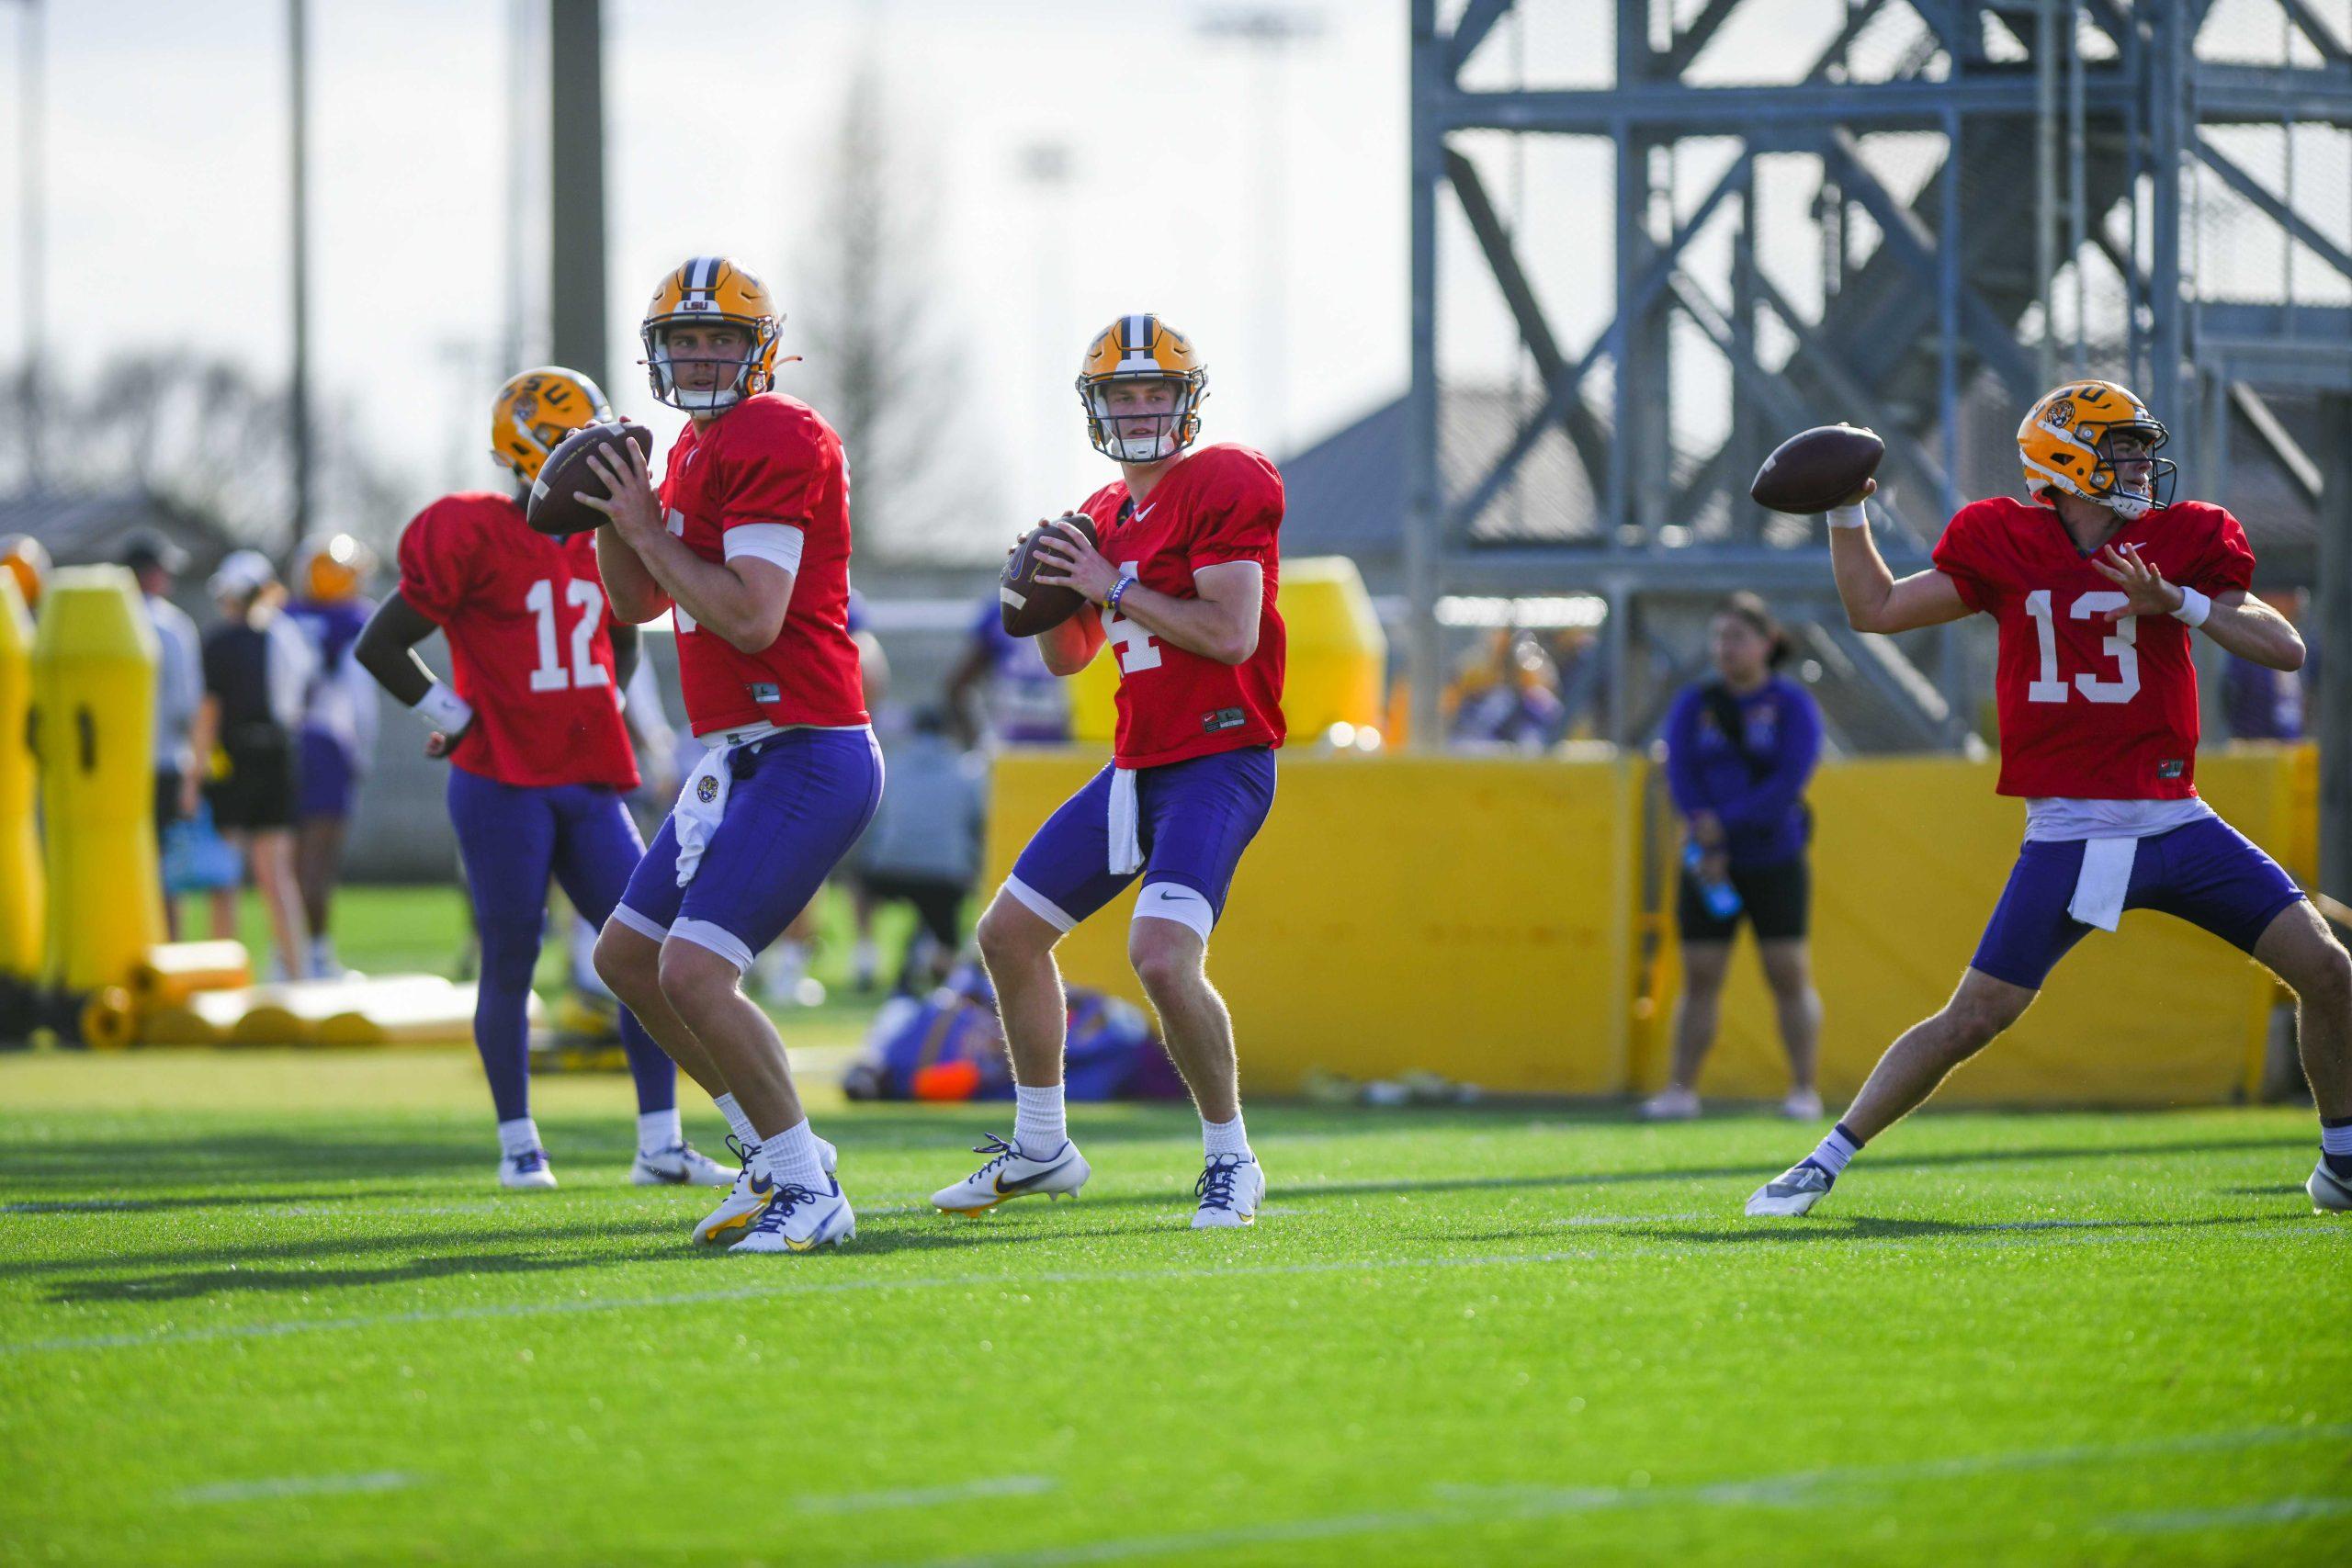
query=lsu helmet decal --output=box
[491,366,615,486]
[640,256,786,413]
[2018,379,2176,520]
[1077,314,1207,463]
[292,532,376,604]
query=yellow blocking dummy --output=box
[1066,555,1387,747]
[31,568,165,1011]
[0,573,39,989]
[1640,748,2312,1108]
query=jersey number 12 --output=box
[526,578,610,693]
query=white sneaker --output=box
[1745,1158,1835,1217]
[1640,1086,1702,1122]
[693,1134,841,1245]
[1191,1154,1265,1228]
[931,1134,1091,1216]
[1781,1088,1825,1121]
[631,1141,733,1188]
[2309,1159,2352,1213]
[500,1147,558,1190]
[728,1174,855,1254]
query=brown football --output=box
[1000,513,1101,637]
[1749,423,1885,514]
[526,419,657,536]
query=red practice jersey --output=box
[1931,496,2256,799]
[1072,443,1287,769]
[656,393,869,735]
[395,491,639,791]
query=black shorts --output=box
[205,732,299,832]
[1678,855,1810,944]
[862,871,968,949]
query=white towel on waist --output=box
[672,745,735,888]
[2066,836,2138,932]
[1107,766,1143,875]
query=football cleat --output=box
[1745,1158,1836,1217]
[1640,1087,1702,1122]
[1781,1088,1826,1121]
[2308,1159,2352,1213]
[931,1134,1091,1216]
[728,1175,855,1254]
[630,1141,733,1188]
[1191,1154,1265,1229]
[500,1147,558,1190]
[692,1134,840,1245]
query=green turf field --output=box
[1,1043,2344,1566]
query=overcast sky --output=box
[0,0,1415,551]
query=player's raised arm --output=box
[1034,519,1264,666]
[2087,544,2306,672]
[592,491,674,625]
[582,437,791,651]
[1826,481,1971,634]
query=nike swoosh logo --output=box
[992,1154,1077,1196]
[747,1174,775,1199]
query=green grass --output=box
[1,1045,2345,1566]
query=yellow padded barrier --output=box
[984,751,1643,1095]
[1644,747,2312,1107]
[0,573,39,983]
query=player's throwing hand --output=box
[579,439,663,542]
[1031,516,1119,605]
[2088,541,2185,620]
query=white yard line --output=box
[2100,1496,2352,1533]
[6,1221,2341,1359]
[797,1477,1057,1515]
[172,1472,416,1506]
[882,1424,2352,1567]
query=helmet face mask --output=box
[1077,314,1206,463]
[2017,380,2177,521]
[640,257,786,414]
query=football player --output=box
[356,366,727,1192]
[1746,380,2351,1217]
[284,532,379,978]
[930,315,1286,1228]
[584,256,876,1254]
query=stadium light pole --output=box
[288,0,313,547]
[1195,6,1323,461]
[12,0,42,489]
[548,0,608,395]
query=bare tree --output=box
[792,60,995,563]
[0,353,413,551]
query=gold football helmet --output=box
[1076,314,1206,462]
[291,532,375,604]
[0,535,49,610]
[490,366,614,486]
[2017,380,2175,520]
[640,256,786,412]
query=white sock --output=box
[1809,1123,1861,1178]
[754,1118,830,1190]
[1013,1083,1068,1155]
[637,1108,683,1156]
[1202,1112,1251,1161]
[713,1092,759,1150]
[496,1116,542,1158]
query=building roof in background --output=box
[0,488,239,581]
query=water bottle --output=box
[1685,839,1743,919]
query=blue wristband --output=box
[1106,577,1133,615]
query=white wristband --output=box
[1826,502,1869,530]
[414,681,475,733]
[2171,586,2211,628]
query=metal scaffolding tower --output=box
[1406,0,2352,824]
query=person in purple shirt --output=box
[945,594,1072,749]
[1646,592,1826,1122]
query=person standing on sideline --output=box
[284,532,381,978]
[1646,592,1826,1122]
[123,532,203,939]
[191,550,315,979]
